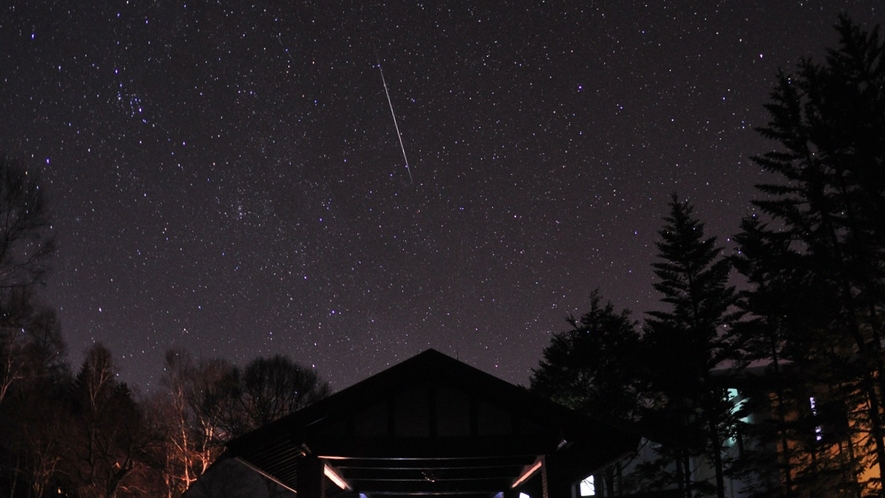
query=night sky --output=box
[1,1,880,392]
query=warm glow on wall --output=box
[511,459,543,489]
[324,463,352,491]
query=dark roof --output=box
[227,349,637,497]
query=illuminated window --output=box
[726,388,749,446]
[809,397,822,441]
[519,493,531,498]
[579,475,595,496]
[727,388,748,420]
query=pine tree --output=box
[735,16,885,497]
[642,194,741,498]
[730,215,846,497]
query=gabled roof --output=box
[227,349,637,497]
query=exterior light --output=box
[324,463,352,491]
[511,459,543,489]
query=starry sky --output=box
[1,1,880,392]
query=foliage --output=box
[150,349,237,496]
[644,194,740,397]
[530,291,642,422]
[1,340,332,498]
[0,155,57,406]
[732,15,885,497]
[531,195,743,498]
[0,153,329,498]
[639,194,741,498]
[0,155,65,498]
[150,349,330,497]
[229,354,331,432]
[61,344,155,498]
[0,156,55,291]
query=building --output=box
[186,349,639,498]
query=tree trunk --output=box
[709,417,725,498]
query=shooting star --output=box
[377,60,413,183]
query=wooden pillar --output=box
[297,456,325,498]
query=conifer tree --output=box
[530,290,643,422]
[642,194,740,498]
[531,292,644,495]
[734,16,885,497]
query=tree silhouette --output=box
[219,354,331,437]
[530,291,644,496]
[61,344,153,498]
[0,306,68,498]
[0,155,64,498]
[151,349,239,497]
[642,194,741,498]
[734,16,885,496]
[530,290,642,422]
[0,156,54,291]
[153,350,330,497]
[0,155,56,407]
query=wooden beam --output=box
[233,457,298,495]
[337,466,523,481]
[310,434,559,459]
[349,477,512,494]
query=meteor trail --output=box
[377,61,413,183]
